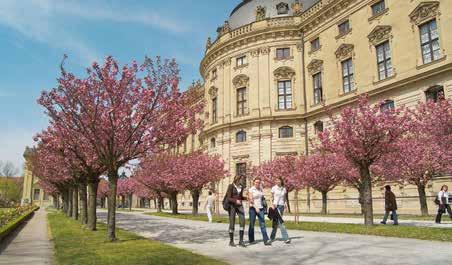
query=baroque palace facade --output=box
[175,0,452,215]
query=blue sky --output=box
[0,0,239,173]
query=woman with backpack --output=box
[248,177,271,246]
[224,175,247,247]
[435,185,452,224]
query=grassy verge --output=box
[48,212,227,265]
[147,212,452,242]
[288,212,436,221]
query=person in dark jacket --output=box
[380,185,398,225]
[225,175,247,247]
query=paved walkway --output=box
[98,211,452,265]
[0,209,53,265]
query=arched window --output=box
[279,126,293,138]
[425,86,444,103]
[380,99,395,111]
[236,131,247,143]
[314,121,324,134]
[210,138,216,148]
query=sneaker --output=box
[229,241,236,247]
[238,241,246,248]
[284,239,291,244]
[264,241,272,246]
[393,223,399,226]
[380,221,386,225]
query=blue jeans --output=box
[248,207,269,243]
[382,210,398,224]
[270,205,289,241]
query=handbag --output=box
[222,193,230,211]
[434,197,440,205]
[262,196,268,215]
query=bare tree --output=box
[2,161,18,177]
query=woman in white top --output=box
[270,178,290,243]
[248,177,271,245]
[435,185,452,224]
[204,191,215,223]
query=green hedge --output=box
[0,206,39,241]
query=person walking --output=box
[380,185,398,225]
[270,178,290,243]
[248,177,271,246]
[205,191,215,223]
[435,185,452,224]
[225,175,246,247]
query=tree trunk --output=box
[68,188,73,217]
[62,190,68,214]
[121,196,125,209]
[157,195,162,212]
[107,171,118,241]
[294,190,299,223]
[170,192,178,214]
[87,180,99,231]
[79,183,88,225]
[191,190,200,215]
[307,186,311,213]
[129,194,132,212]
[321,191,328,215]
[417,182,429,216]
[358,190,365,215]
[72,187,79,220]
[360,165,374,226]
[53,195,58,209]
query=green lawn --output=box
[288,212,437,221]
[147,212,452,242]
[47,212,227,265]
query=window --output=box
[376,41,393,80]
[236,56,247,67]
[279,126,293,138]
[311,38,320,51]
[33,189,40,201]
[341,58,354,93]
[420,20,441,64]
[313,72,323,104]
[210,138,216,148]
[237,87,247,116]
[276,48,290,59]
[236,163,247,180]
[425,86,444,102]
[236,131,247,143]
[314,121,324,134]
[380,100,395,111]
[191,134,195,152]
[212,97,217,123]
[276,2,289,15]
[338,20,351,35]
[212,69,217,79]
[371,0,386,16]
[278,80,293,110]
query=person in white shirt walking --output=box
[205,191,215,223]
[270,179,290,243]
[248,177,271,245]
[435,185,452,224]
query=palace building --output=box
[176,0,452,215]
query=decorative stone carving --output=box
[260,47,271,55]
[206,37,212,50]
[409,1,440,25]
[292,0,303,14]
[296,43,303,52]
[335,44,354,60]
[208,86,218,99]
[256,6,266,22]
[250,49,260,57]
[274,66,296,80]
[232,74,250,88]
[307,59,323,74]
[218,21,231,36]
[367,25,392,45]
[276,2,290,15]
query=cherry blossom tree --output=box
[117,178,136,211]
[304,152,356,214]
[318,95,410,225]
[178,152,227,215]
[38,56,203,240]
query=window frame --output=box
[341,58,355,93]
[276,47,291,59]
[236,131,247,143]
[210,138,216,148]
[338,20,351,35]
[277,80,293,110]
[279,126,294,138]
[371,0,386,16]
[380,99,395,112]
[419,19,441,64]
[310,38,320,52]
[314,121,324,134]
[313,72,323,105]
[212,97,218,123]
[425,85,444,103]
[376,41,393,80]
[236,87,248,116]
[236,56,247,67]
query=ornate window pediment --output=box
[232,74,249,88]
[256,6,267,21]
[274,66,295,80]
[276,2,289,15]
[208,86,218,99]
[409,1,440,25]
[368,25,392,45]
[307,59,323,75]
[335,44,354,60]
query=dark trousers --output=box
[228,205,245,232]
[435,204,452,223]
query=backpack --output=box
[222,186,231,211]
